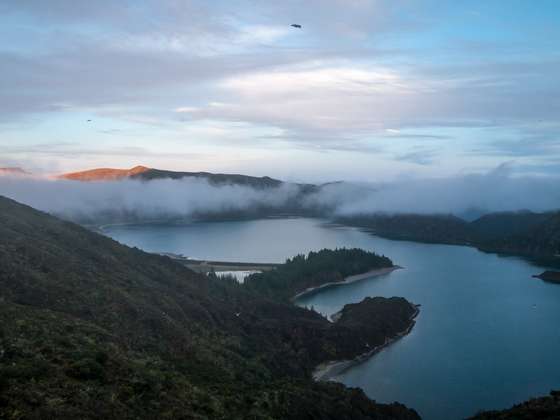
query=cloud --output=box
[0,0,559,175]
[304,164,560,215]
[177,62,425,137]
[1,165,559,224]
[394,149,437,166]
[0,176,302,222]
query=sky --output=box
[1,0,559,182]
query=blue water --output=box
[103,218,560,420]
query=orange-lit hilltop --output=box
[59,165,150,181]
[57,165,296,190]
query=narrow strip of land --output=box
[162,253,279,273]
[292,265,402,301]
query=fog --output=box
[0,176,302,222]
[305,165,560,217]
[1,166,559,223]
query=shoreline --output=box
[90,216,558,268]
[292,265,402,301]
[186,263,277,273]
[313,303,420,382]
[161,254,280,273]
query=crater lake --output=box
[103,217,560,420]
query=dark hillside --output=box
[469,211,553,242]
[337,211,560,261]
[470,390,560,419]
[0,196,419,419]
[133,168,285,189]
[337,213,470,245]
[474,212,560,258]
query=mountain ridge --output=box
[59,165,151,181]
[58,165,309,190]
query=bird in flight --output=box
[291,24,302,29]
[87,119,92,122]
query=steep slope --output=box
[0,196,419,419]
[470,390,560,419]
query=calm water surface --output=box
[104,218,560,420]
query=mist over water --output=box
[1,165,559,221]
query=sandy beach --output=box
[313,303,420,382]
[292,265,402,301]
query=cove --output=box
[103,217,560,419]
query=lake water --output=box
[103,218,560,420]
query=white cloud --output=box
[175,107,197,113]
[177,62,424,136]
[1,0,559,178]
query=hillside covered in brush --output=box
[470,391,560,419]
[337,211,560,261]
[0,196,419,420]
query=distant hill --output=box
[469,210,553,242]
[133,168,286,189]
[337,213,471,245]
[59,165,317,191]
[0,167,30,176]
[59,165,150,181]
[0,195,419,419]
[478,211,560,259]
[337,211,560,261]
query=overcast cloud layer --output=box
[0,0,559,179]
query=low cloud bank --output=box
[305,166,560,217]
[0,177,302,222]
[1,166,559,223]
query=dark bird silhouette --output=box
[87,119,92,122]
[291,24,302,29]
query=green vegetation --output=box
[337,213,470,245]
[337,211,560,261]
[244,248,393,301]
[533,270,560,283]
[0,196,419,419]
[470,391,560,419]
